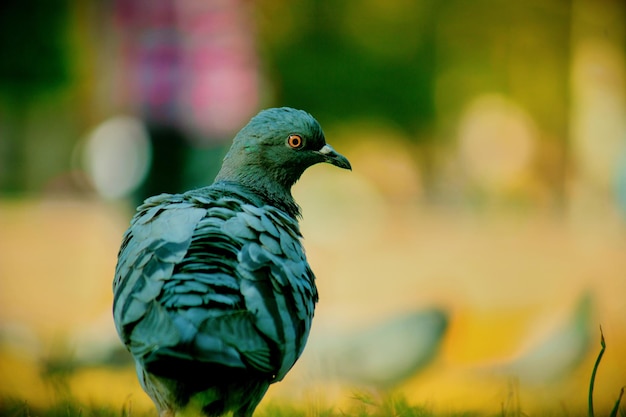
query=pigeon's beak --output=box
[318,144,352,170]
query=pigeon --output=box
[494,291,595,384]
[306,309,448,387]
[112,107,351,417]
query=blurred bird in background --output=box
[494,291,595,384]
[304,308,448,388]
[112,108,351,417]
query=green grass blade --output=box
[588,325,606,417]
[609,386,624,417]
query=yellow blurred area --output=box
[0,200,122,334]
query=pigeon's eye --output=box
[287,134,304,149]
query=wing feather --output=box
[113,185,317,382]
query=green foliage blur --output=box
[0,0,71,101]
[258,1,570,136]
[0,0,623,212]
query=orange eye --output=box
[287,134,304,149]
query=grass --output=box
[0,388,611,417]
[588,327,624,417]
[0,394,489,417]
[0,397,154,417]
[0,330,623,417]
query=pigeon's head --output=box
[216,107,351,193]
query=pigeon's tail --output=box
[142,348,248,386]
[140,354,271,417]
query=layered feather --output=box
[112,182,318,415]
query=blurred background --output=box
[1,0,625,415]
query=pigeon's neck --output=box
[214,169,301,218]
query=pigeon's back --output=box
[112,182,318,416]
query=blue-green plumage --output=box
[113,108,350,417]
